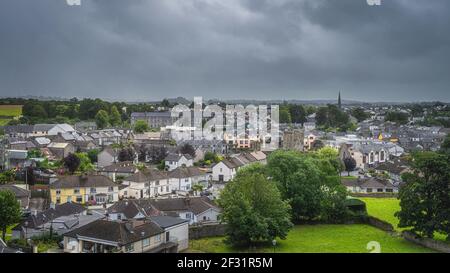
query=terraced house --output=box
[50,175,119,205]
[120,169,171,199]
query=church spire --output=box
[338,91,342,109]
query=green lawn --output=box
[189,225,435,253]
[360,197,448,243]
[360,197,401,230]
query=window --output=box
[108,187,114,192]
[142,238,150,247]
[56,197,61,204]
[377,188,383,193]
[156,181,159,186]
[76,196,83,203]
[366,188,373,193]
[74,188,80,194]
[56,190,61,195]
[90,188,96,193]
[386,189,394,193]
[125,244,134,252]
[166,186,169,192]
[186,212,191,219]
[67,196,72,202]
[155,234,162,243]
[117,214,122,220]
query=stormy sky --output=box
[0,0,449,102]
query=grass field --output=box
[0,105,23,125]
[360,197,402,230]
[188,224,435,253]
[360,197,448,243]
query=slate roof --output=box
[50,175,116,189]
[0,185,30,198]
[165,153,193,162]
[64,219,164,246]
[124,169,168,182]
[100,161,138,173]
[168,166,205,179]
[107,199,160,219]
[149,216,188,228]
[18,202,86,229]
[149,197,220,215]
[342,177,396,189]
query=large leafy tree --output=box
[218,164,293,247]
[289,104,307,125]
[95,110,110,129]
[75,152,94,173]
[343,157,357,176]
[396,152,450,239]
[178,143,196,158]
[0,190,22,241]
[133,120,149,133]
[351,107,369,122]
[63,153,81,174]
[267,150,349,222]
[109,105,122,127]
[118,147,135,162]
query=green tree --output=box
[279,107,292,124]
[109,105,122,127]
[351,107,369,122]
[267,150,349,222]
[385,111,409,125]
[441,134,450,155]
[396,152,450,239]
[218,164,293,247]
[0,190,22,241]
[289,104,307,124]
[87,149,100,164]
[343,157,357,176]
[95,110,110,129]
[75,152,94,173]
[133,120,149,133]
[203,152,220,163]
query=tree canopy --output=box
[218,164,293,247]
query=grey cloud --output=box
[0,0,449,102]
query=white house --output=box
[211,158,245,182]
[342,177,398,194]
[121,169,171,199]
[164,153,193,171]
[168,166,208,191]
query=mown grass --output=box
[360,197,448,243]
[189,224,435,253]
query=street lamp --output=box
[272,239,277,253]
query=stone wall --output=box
[366,216,395,232]
[189,223,227,240]
[402,231,450,253]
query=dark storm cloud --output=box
[0,0,449,102]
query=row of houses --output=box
[11,195,221,253]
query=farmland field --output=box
[0,105,23,125]
[188,224,435,253]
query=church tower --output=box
[338,91,342,109]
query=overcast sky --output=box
[0,0,449,102]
